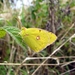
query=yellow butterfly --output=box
[19,27,57,52]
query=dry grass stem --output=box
[60,68,75,75]
[32,33,75,75]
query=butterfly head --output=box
[19,27,27,37]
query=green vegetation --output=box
[0,0,75,75]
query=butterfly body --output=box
[19,27,57,52]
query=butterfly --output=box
[19,27,57,52]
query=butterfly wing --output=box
[20,27,57,52]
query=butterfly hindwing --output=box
[20,27,57,52]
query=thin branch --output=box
[0,63,60,66]
[61,60,75,67]
[0,61,74,66]
[60,23,74,40]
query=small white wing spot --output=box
[36,36,40,40]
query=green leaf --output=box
[2,26,27,50]
[0,28,6,38]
